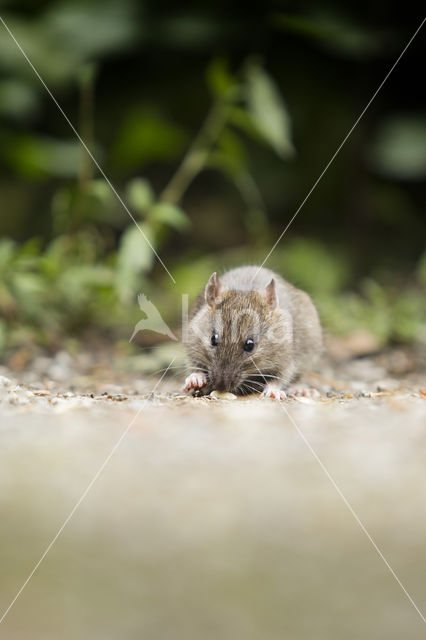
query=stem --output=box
[70,64,95,232]
[233,171,266,216]
[78,68,94,192]
[159,98,232,205]
[230,170,269,240]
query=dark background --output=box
[0,0,425,358]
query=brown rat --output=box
[183,266,323,398]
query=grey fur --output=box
[185,266,323,395]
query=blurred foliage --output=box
[0,1,425,359]
[171,241,426,346]
[0,231,424,356]
[272,12,392,58]
[368,116,426,180]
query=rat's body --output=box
[184,266,322,398]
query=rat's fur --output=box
[185,266,322,396]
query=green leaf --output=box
[215,129,247,174]
[245,64,294,158]
[417,252,426,288]
[368,116,426,180]
[77,62,97,88]
[126,178,155,215]
[58,264,114,308]
[206,58,237,97]
[0,79,40,120]
[273,13,388,58]
[11,272,46,302]
[0,318,6,353]
[88,179,111,202]
[115,224,155,302]
[0,239,16,271]
[5,135,84,178]
[112,108,188,170]
[45,0,138,60]
[0,16,79,85]
[229,106,267,144]
[117,224,155,275]
[150,203,191,231]
[392,290,425,341]
[278,239,350,294]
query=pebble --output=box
[210,390,237,400]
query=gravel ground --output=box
[0,347,425,639]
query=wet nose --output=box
[214,367,231,391]
[213,373,227,391]
[213,368,235,391]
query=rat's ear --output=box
[205,272,221,308]
[264,278,278,311]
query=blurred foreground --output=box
[0,348,425,639]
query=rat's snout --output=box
[211,365,238,392]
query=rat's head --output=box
[187,272,293,394]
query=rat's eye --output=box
[211,332,219,347]
[244,338,254,352]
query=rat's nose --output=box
[213,373,227,391]
[212,367,235,391]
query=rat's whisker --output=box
[245,384,259,395]
[250,372,290,386]
[150,365,187,376]
[133,344,178,353]
[241,382,261,395]
[250,380,263,389]
[161,370,186,381]
[247,376,264,386]
[190,364,209,374]
[244,387,258,395]
[251,373,281,381]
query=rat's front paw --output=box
[184,371,207,392]
[288,385,320,399]
[261,384,287,400]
